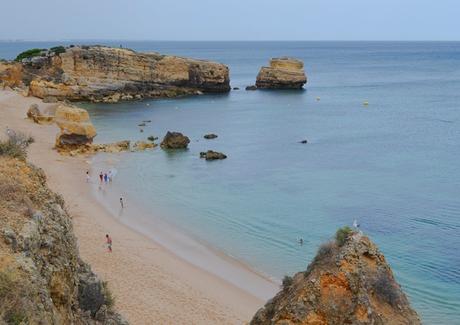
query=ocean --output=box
[2,41,460,324]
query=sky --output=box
[1,0,459,41]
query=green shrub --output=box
[102,281,115,308]
[50,46,66,55]
[335,226,353,246]
[14,48,45,62]
[281,275,293,290]
[0,130,34,160]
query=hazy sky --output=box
[1,0,459,41]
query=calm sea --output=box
[2,41,460,324]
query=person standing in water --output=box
[119,197,124,208]
[106,234,112,252]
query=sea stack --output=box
[255,57,307,89]
[0,45,231,102]
[251,230,421,325]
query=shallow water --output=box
[3,41,460,323]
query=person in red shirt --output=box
[106,234,112,253]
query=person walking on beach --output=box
[86,170,90,183]
[99,172,103,183]
[106,234,112,252]
[104,173,108,183]
[119,197,124,209]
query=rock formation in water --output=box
[0,45,230,102]
[203,133,218,139]
[160,131,190,149]
[0,156,127,324]
[251,229,421,325]
[199,150,227,160]
[54,104,97,149]
[255,58,307,89]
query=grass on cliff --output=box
[335,226,353,246]
[0,131,34,160]
[0,269,29,324]
[14,48,46,62]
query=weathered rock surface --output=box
[256,57,307,89]
[26,103,55,124]
[54,104,97,148]
[132,140,157,151]
[203,133,218,139]
[1,45,230,102]
[251,232,421,325]
[246,85,257,91]
[200,150,227,160]
[0,157,127,324]
[160,131,190,149]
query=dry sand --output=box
[0,90,278,324]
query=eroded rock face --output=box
[251,233,421,325]
[256,57,307,89]
[160,131,190,149]
[2,46,230,102]
[0,157,127,324]
[54,104,96,148]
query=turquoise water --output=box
[3,41,460,323]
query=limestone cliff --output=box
[255,58,307,89]
[1,45,230,102]
[251,230,421,325]
[0,156,127,324]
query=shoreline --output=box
[0,89,278,324]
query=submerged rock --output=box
[250,231,421,325]
[299,139,308,144]
[246,85,257,91]
[203,133,218,139]
[200,150,227,160]
[132,140,157,151]
[255,57,307,89]
[160,131,190,149]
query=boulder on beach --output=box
[255,57,307,89]
[203,133,218,140]
[200,150,227,160]
[54,104,96,148]
[160,131,190,149]
[27,103,55,124]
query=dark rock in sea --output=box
[143,120,152,123]
[200,150,227,160]
[160,131,190,149]
[204,133,218,140]
[147,136,158,142]
[299,139,308,144]
[233,87,240,90]
[246,85,257,91]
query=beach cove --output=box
[0,89,278,324]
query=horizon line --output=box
[1,39,460,43]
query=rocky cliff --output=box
[0,155,127,324]
[255,58,307,89]
[251,229,421,325]
[0,45,230,102]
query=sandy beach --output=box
[0,89,278,324]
